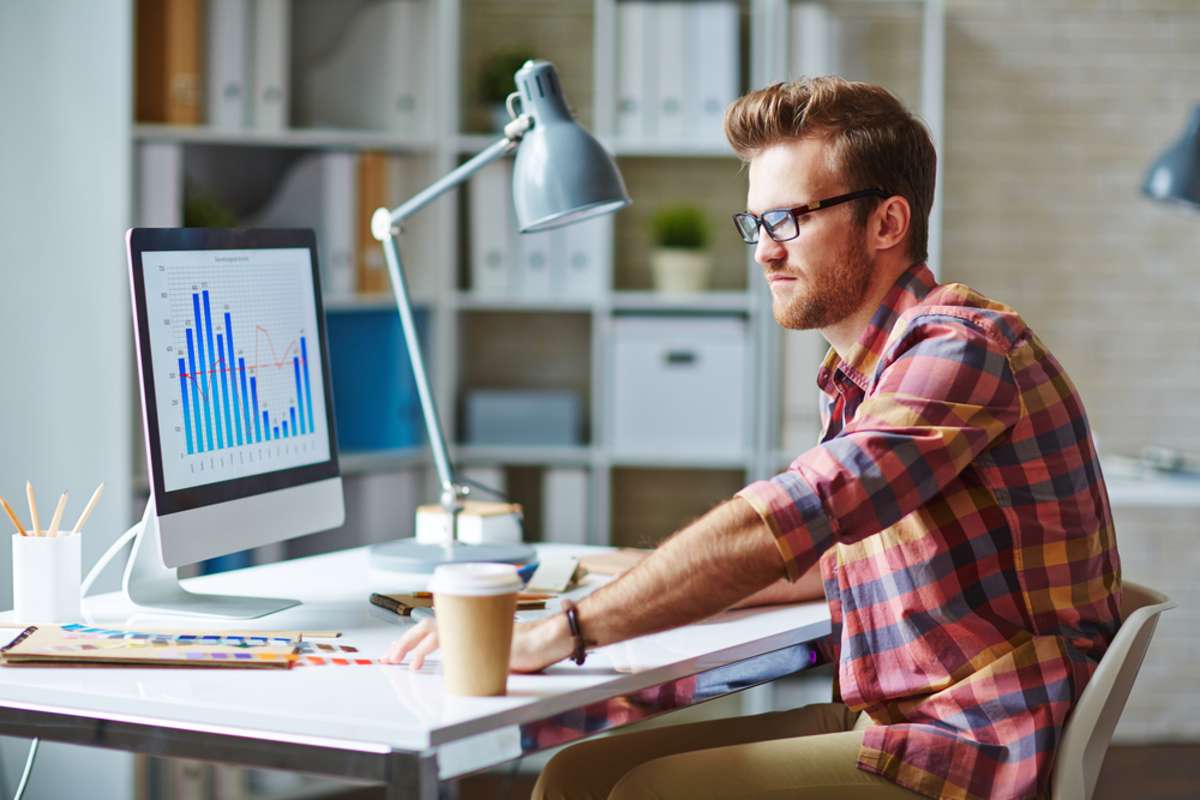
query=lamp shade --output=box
[1142,104,1200,209]
[511,60,631,232]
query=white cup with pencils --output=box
[2,482,103,624]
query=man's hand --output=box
[383,613,575,674]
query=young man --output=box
[387,77,1122,800]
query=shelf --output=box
[453,293,597,313]
[608,451,753,471]
[134,123,437,152]
[611,291,753,314]
[339,447,428,475]
[453,445,594,467]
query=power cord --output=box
[11,738,39,800]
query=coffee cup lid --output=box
[428,563,523,596]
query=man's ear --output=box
[870,195,911,254]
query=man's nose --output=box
[753,230,787,267]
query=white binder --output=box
[252,0,290,131]
[616,1,651,143]
[246,152,358,295]
[542,467,589,545]
[790,2,841,78]
[469,159,516,297]
[560,214,612,300]
[137,142,183,227]
[516,228,563,299]
[652,1,688,143]
[206,0,251,129]
[686,1,739,144]
[387,156,437,299]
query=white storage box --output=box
[609,315,750,457]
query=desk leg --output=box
[384,750,439,800]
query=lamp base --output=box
[368,538,537,574]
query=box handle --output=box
[664,350,697,366]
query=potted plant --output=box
[479,50,535,132]
[650,205,712,293]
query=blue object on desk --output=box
[325,309,428,451]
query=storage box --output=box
[609,315,749,456]
[464,389,581,446]
[415,501,524,545]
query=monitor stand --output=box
[122,499,300,619]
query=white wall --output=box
[0,1,135,797]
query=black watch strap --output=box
[561,599,587,666]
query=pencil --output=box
[0,496,26,536]
[47,492,68,537]
[26,482,41,536]
[72,482,104,533]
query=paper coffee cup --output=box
[429,563,522,696]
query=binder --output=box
[516,229,563,299]
[247,152,358,295]
[687,1,739,144]
[136,0,203,124]
[469,159,516,297]
[790,2,840,78]
[560,214,612,300]
[652,1,688,143]
[387,156,438,299]
[542,468,589,545]
[616,1,651,142]
[137,142,184,227]
[357,152,391,294]
[206,0,251,129]
[252,0,290,130]
[293,0,424,133]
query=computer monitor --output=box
[126,228,344,618]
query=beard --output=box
[771,230,873,331]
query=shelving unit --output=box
[130,0,945,553]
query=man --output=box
[386,77,1122,800]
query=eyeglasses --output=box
[732,188,889,244]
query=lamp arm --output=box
[370,120,530,523]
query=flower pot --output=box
[652,248,712,294]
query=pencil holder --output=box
[12,533,82,623]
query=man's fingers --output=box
[383,619,435,664]
[408,629,440,671]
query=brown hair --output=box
[724,77,936,262]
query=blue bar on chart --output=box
[225,312,243,446]
[263,410,271,441]
[185,327,206,453]
[190,299,214,452]
[177,358,194,455]
[289,406,297,438]
[202,290,224,449]
[216,333,233,447]
[282,420,289,438]
[301,336,314,435]
[292,356,305,434]
[238,358,252,443]
[251,376,262,442]
[274,425,280,439]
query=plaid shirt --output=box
[738,263,1122,800]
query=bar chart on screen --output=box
[142,248,332,492]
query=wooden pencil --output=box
[72,482,104,533]
[47,491,68,537]
[25,482,41,536]
[0,496,26,536]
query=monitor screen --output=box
[129,229,340,518]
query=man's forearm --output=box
[731,561,824,609]
[572,496,785,648]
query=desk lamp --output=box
[369,60,630,572]
[1142,104,1200,208]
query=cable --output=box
[12,738,38,800]
[79,518,141,598]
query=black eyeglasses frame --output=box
[732,188,890,244]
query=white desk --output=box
[0,544,831,799]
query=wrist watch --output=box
[560,598,587,666]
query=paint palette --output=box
[1,625,298,669]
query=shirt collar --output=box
[817,262,938,394]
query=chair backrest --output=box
[1050,581,1176,800]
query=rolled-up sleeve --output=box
[739,314,1022,581]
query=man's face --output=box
[745,138,874,331]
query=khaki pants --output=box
[532,702,923,800]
